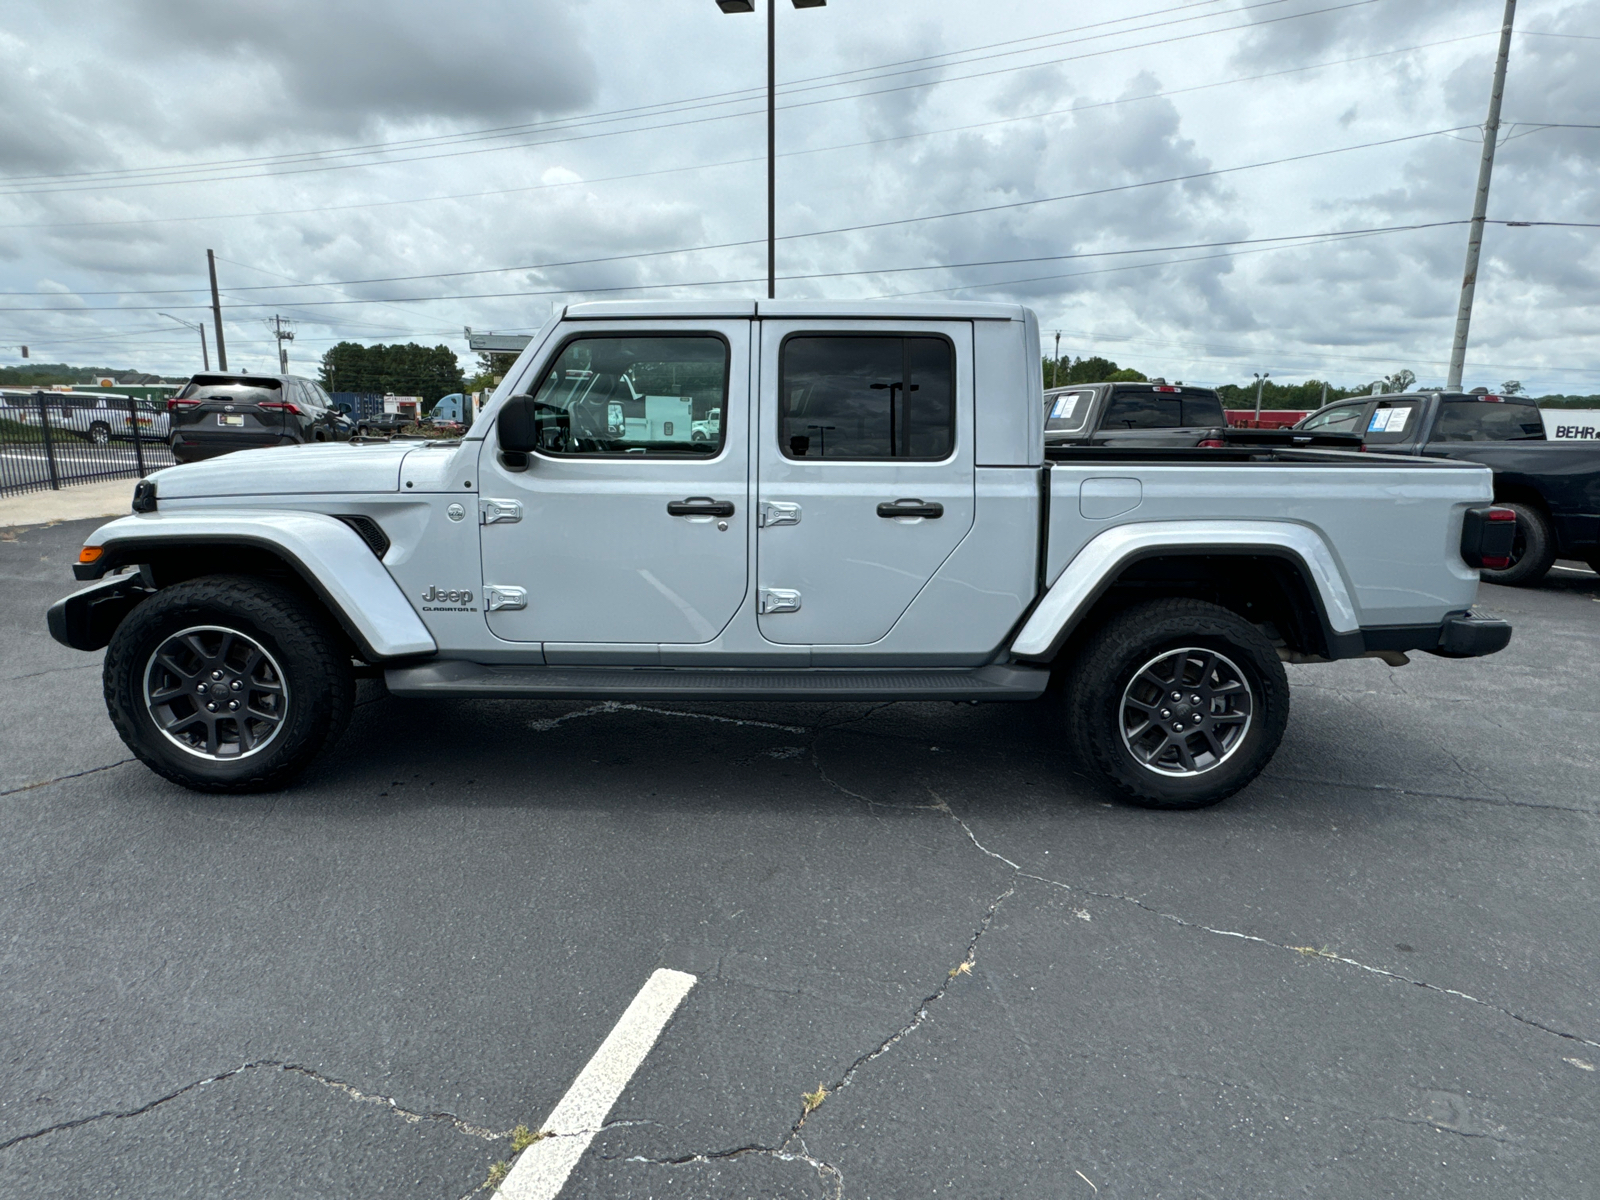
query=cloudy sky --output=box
[1,0,1596,392]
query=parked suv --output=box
[168,373,351,463]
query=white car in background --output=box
[1,391,168,444]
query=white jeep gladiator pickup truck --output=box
[49,300,1515,808]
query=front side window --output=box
[1434,400,1545,442]
[780,335,954,459]
[1302,403,1368,434]
[523,335,728,456]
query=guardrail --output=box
[0,392,176,498]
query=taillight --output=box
[1154,386,1178,393]
[1461,505,1517,569]
[258,401,302,415]
[167,398,200,411]
[1198,438,1224,448]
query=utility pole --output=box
[1253,372,1270,424]
[1447,0,1516,391]
[207,249,228,372]
[269,315,294,373]
[1052,331,1061,387]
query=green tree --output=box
[1383,369,1416,393]
[318,342,464,403]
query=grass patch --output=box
[801,1085,828,1116]
[483,1160,510,1191]
[510,1124,546,1153]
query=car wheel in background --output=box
[103,576,354,793]
[88,421,111,445]
[1480,501,1556,587]
[1063,598,1290,809]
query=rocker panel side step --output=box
[384,661,1050,702]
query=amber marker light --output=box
[78,546,104,564]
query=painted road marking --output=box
[499,968,697,1200]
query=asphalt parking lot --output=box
[2,517,1597,1199]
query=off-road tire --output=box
[1062,598,1290,809]
[1480,502,1555,587]
[104,575,354,792]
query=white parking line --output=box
[499,968,697,1200]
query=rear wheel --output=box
[88,420,111,445]
[1063,598,1290,809]
[103,576,354,792]
[1479,502,1555,587]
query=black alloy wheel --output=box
[104,576,354,792]
[1063,597,1290,809]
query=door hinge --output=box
[758,588,802,614]
[758,501,801,528]
[480,499,523,524]
[484,585,528,612]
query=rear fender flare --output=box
[1010,520,1359,661]
[71,510,437,661]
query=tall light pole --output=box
[158,312,209,371]
[1447,0,1516,391]
[716,0,826,299]
[1253,372,1270,424]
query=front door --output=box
[755,320,975,646]
[478,322,750,646]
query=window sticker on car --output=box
[1050,394,1078,420]
[1369,407,1410,433]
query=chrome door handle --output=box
[876,498,944,519]
[667,496,735,517]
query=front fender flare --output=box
[72,510,437,660]
[1010,520,1359,661]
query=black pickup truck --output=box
[1297,390,1600,584]
[1046,380,1361,452]
[1044,380,1232,447]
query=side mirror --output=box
[497,395,569,453]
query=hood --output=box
[149,441,411,498]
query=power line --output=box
[0,0,1313,190]
[0,0,1390,197]
[0,125,1485,301]
[0,28,1497,234]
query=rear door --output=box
[755,319,975,646]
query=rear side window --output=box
[1364,399,1422,444]
[1102,392,1181,430]
[780,334,954,459]
[1434,400,1545,442]
[523,334,728,457]
[1044,388,1095,434]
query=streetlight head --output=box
[715,0,755,11]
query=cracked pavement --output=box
[2,518,1598,1198]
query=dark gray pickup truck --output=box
[1297,390,1600,584]
[1044,381,1230,448]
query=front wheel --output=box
[1062,598,1290,809]
[88,421,111,445]
[103,576,355,792]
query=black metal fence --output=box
[0,392,177,499]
